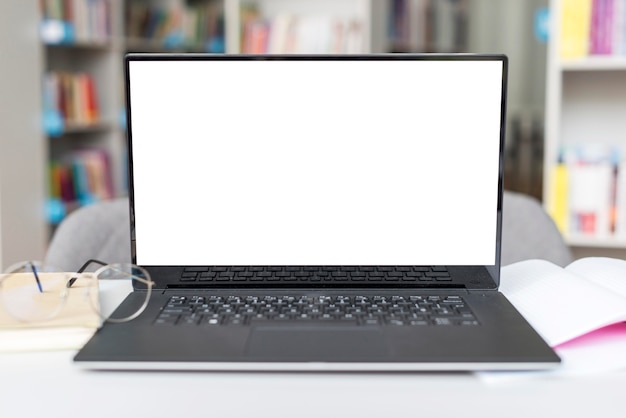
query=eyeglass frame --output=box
[0,258,155,324]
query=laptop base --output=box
[74,290,559,371]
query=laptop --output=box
[74,54,560,371]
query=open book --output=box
[500,257,626,347]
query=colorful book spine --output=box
[561,0,626,58]
[560,0,593,58]
[40,0,111,43]
[48,148,115,223]
[554,144,620,239]
[43,71,100,131]
[239,10,365,54]
[590,0,614,54]
[125,2,224,51]
[549,161,570,234]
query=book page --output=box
[500,259,626,346]
[565,257,626,297]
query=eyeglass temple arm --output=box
[28,262,43,293]
[67,259,108,288]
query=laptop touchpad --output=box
[246,326,390,359]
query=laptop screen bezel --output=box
[123,53,507,290]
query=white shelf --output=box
[124,37,205,52]
[59,121,115,135]
[44,40,113,50]
[560,56,626,71]
[565,236,626,249]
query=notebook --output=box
[73,54,560,371]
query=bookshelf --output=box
[40,0,121,229]
[38,0,466,225]
[544,0,626,257]
[38,0,233,232]
[0,0,475,268]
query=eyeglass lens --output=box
[88,264,151,322]
[0,263,69,322]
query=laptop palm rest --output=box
[246,326,390,359]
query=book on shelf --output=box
[388,0,466,52]
[548,144,626,241]
[43,71,101,135]
[559,0,626,58]
[240,7,364,54]
[40,0,111,44]
[590,0,613,54]
[48,148,114,224]
[0,274,100,353]
[125,1,224,52]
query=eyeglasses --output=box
[0,259,154,324]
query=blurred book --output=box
[560,0,592,58]
[559,0,626,58]
[40,0,111,44]
[549,144,624,240]
[43,71,101,134]
[125,1,224,51]
[48,148,114,224]
[240,6,365,54]
[388,0,466,52]
[0,274,99,352]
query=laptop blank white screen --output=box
[128,58,503,266]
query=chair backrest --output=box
[44,191,573,271]
[44,198,131,271]
[500,190,573,266]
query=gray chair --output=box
[500,191,572,266]
[45,198,132,271]
[44,191,573,271]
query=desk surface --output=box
[1,350,624,418]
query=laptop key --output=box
[408,320,430,326]
[426,272,451,278]
[184,267,209,272]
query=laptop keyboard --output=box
[154,295,479,327]
[179,266,452,283]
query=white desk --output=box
[1,349,624,418]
